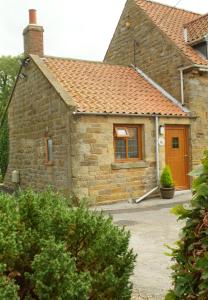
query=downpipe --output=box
[136,116,160,203]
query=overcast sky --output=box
[0,0,207,61]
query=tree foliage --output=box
[0,55,20,179]
[0,189,136,299]
[166,150,208,299]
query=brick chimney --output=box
[23,9,44,57]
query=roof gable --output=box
[134,0,208,65]
[41,56,187,116]
[184,13,208,44]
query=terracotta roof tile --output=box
[42,56,186,116]
[184,14,208,43]
[135,0,208,65]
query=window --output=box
[193,41,208,58]
[114,125,143,161]
[45,137,53,164]
[172,137,179,149]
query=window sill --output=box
[111,161,148,170]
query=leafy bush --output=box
[0,117,9,178]
[0,189,136,299]
[166,150,208,300]
[0,55,21,179]
[160,165,174,188]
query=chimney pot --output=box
[23,9,44,56]
[29,9,37,24]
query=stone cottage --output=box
[4,1,208,202]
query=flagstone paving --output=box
[94,191,191,299]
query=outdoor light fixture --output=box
[159,125,165,135]
[20,57,31,67]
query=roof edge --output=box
[30,54,77,108]
[135,0,201,17]
[184,12,208,27]
[73,112,192,118]
[131,64,190,114]
[134,1,199,66]
[43,55,127,68]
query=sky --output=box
[0,0,207,61]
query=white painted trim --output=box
[184,28,188,42]
[131,65,190,113]
[180,69,185,105]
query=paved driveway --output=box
[94,191,191,299]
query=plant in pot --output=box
[160,165,175,199]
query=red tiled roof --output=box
[42,56,186,116]
[135,0,208,65]
[184,13,208,43]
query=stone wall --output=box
[104,0,192,100]
[184,71,208,167]
[70,114,190,203]
[4,60,71,193]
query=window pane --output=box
[172,137,179,149]
[128,127,138,158]
[115,139,126,159]
[47,138,53,161]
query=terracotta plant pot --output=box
[160,187,175,199]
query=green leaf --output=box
[171,204,189,217]
[165,290,177,300]
[189,165,204,177]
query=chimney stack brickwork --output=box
[23,10,44,57]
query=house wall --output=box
[184,71,208,167]
[71,114,191,203]
[105,0,208,176]
[104,0,192,100]
[4,60,72,193]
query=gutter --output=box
[73,112,189,118]
[178,64,208,72]
[178,64,208,106]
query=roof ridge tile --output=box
[42,55,128,68]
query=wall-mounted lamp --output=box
[159,125,165,135]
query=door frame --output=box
[165,125,190,190]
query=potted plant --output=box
[160,165,175,199]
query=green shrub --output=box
[0,118,9,179]
[160,166,174,188]
[166,150,208,300]
[0,189,136,299]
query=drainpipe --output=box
[155,116,160,185]
[136,116,160,203]
[180,69,185,106]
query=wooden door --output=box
[165,125,189,190]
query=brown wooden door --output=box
[165,125,189,190]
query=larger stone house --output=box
[3,1,208,203]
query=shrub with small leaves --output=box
[160,165,174,188]
[0,189,136,299]
[166,150,208,300]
